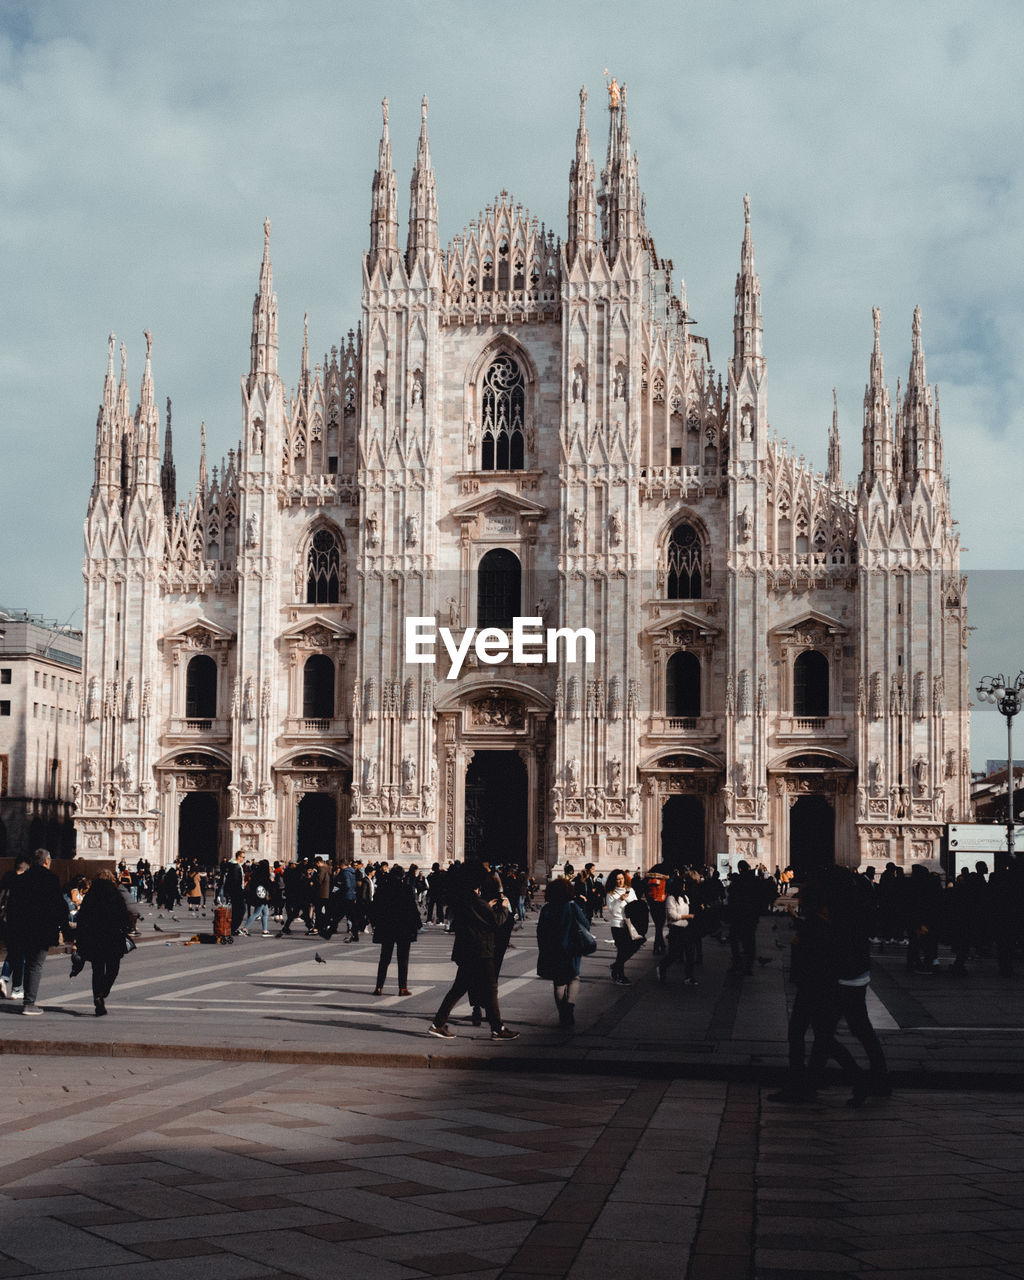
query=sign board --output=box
[947,824,1024,855]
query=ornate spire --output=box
[300,311,310,392]
[732,194,763,370]
[248,217,279,390]
[103,331,116,411]
[567,85,597,266]
[827,388,842,489]
[91,332,123,504]
[861,306,893,485]
[161,396,176,512]
[599,75,640,262]
[198,421,208,495]
[406,95,438,271]
[902,305,937,480]
[368,97,399,274]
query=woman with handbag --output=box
[73,869,135,1016]
[536,877,594,1027]
[604,869,643,985]
[657,870,698,985]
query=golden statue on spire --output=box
[604,69,620,109]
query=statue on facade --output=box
[402,756,416,794]
[366,511,380,546]
[569,508,583,547]
[120,753,136,792]
[609,507,623,545]
[566,756,580,793]
[405,513,419,547]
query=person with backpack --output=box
[241,859,273,936]
[536,876,594,1027]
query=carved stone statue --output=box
[566,756,580,793]
[241,754,254,792]
[569,508,583,547]
[251,421,263,454]
[366,511,380,546]
[402,756,416,794]
[609,507,623,545]
[120,753,136,792]
[405,513,419,547]
[82,754,98,791]
[245,513,259,549]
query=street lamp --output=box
[975,671,1024,861]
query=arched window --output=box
[481,355,525,471]
[793,650,829,717]
[666,651,701,718]
[666,523,703,599]
[185,655,217,720]
[306,528,341,604]
[303,654,335,720]
[477,548,521,629]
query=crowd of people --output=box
[2,846,1023,1063]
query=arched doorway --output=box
[178,792,220,867]
[465,750,528,867]
[789,794,835,879]
[661,794,706,868]
[297,793,337,861]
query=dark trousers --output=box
[610,926,644,978]
[660,925,698,979]
[90,954,122,1003]
[281,901,313,932]
[13,947,48,1005]
[808,982,888,1088]
[425,894,444,923]
[230,896,246,934]
[434,958,502,1031]
[788,984,861,1091]
[649,902,667,954]
[375,940,411,990]
[729,919,758,973]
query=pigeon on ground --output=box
[153,923,163,932]
[314,953,327,965]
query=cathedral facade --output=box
[75,83,972,877]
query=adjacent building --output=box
[0,609,82,859]
[75,82,972,875]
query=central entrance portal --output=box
[178,792,220,867]
[661,794,706,869]
[296,793,337,861]
[789,793,835,879]
[464,750,528,867]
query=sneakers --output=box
[491,1026,519,1041]
[21,1005,43,1016]
[0,974,11,998]
[427,1023,454,1039]
[11,987,24,1001]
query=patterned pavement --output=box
[1,1058,1023,1278]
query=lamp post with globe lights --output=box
[975,672,1024,861]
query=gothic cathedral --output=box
[75,83,972,877]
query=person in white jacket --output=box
[605,870,644,984]
[658,871,698,985]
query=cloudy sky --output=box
[2,0,1022,765]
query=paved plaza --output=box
[1,910,1023,1277]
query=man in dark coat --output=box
[221,852,247,936]
[428,862,518,1040]
[727,860,763,975]
[5,849,69,1014]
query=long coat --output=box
[5,863,69,953]
[370,877,421,946]
[74,879,133,961]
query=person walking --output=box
[241,859,274,936]
[221,852,247,936]
[726,860,763,975]
[0,853,31,1000]
[536,876,592,1027]
[605,869,644,985]
[370,865,421,995]
[4,849,69,1014]
[428,863,518,1040]
[72,869,135,1015]
[657,871,699,985]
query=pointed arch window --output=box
[794,650,829,717]
[481,355,525,471]
[666,523,703,599]
[477,548,521,629]
[303,654,335,720]
[185,655,217,720]
[306,529,341,604]
[666,651,701,718]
